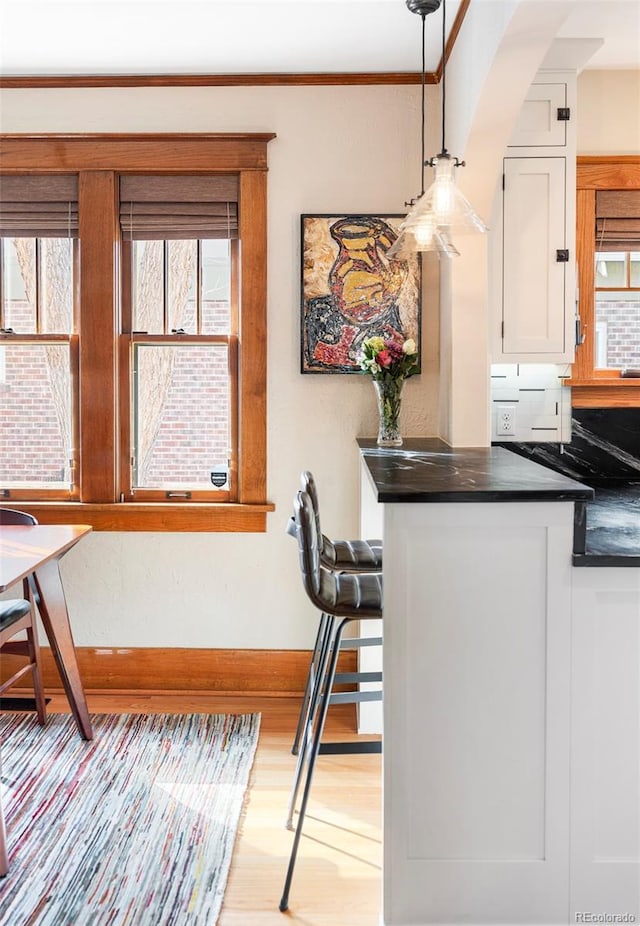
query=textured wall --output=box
[0,84,440,647]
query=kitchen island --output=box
[358,439,639,925]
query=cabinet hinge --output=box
[501,321,505,340]
[502,173,505,191]
[557,107,571,121]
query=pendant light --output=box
[388,0,487,260]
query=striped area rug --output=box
[0,712,261,925]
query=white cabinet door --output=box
[571,569,640,920]
[502,156,568,356]
[508,83,568,147]
[382,501,574,924]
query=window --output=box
[570,156,640,407]
[0,134,275,530]
[0,176,78,499]
[594,250,640,371]
[125,239,234,499]
[118,175,239,503]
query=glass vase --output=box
[373,377,404,447]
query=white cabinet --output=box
[508,82,569,147]
[502,156,568,355]
[492,73,577,364]
[359,453,640,925]
[370,489,575,924]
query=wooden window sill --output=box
[567,378,640,386]
[566,379,640,408]
[1,502,275,532]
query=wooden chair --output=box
[0,595,47,725]
[0,507,38,527]
[0,509,47,724]
[0,594,47,876]
[0,750,7,877]
[0,509,47,874]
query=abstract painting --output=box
[300,213,421,373]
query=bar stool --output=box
[302,471,382,573]
[289,471,382,756]
[279,489,383,913]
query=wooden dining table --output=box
[0,524,93,740]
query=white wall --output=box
[3,54,637,652]
[439,0,576,446]
[577,69,640,154]
[0,84,440,648]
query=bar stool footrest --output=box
[318,741,382,755]
[340,636,382,648]
[334,671,382,684]
[328,689,382,705]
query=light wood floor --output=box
[39,691,383,925]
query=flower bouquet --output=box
[359,335,418,446]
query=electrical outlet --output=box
[496,404,517,436]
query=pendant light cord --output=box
[440,0,446,155]
[420,12,426,195]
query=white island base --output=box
[359,456,639,926]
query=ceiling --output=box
[0,0,638,79]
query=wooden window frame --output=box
[0,133,275,530]
[569,155,640,408]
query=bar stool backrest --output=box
[294,490,323,601]
[300,471,322,545]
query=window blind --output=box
[119,175,238,240]
[596,190,640,251]
[0,175,78,237]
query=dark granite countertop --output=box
[573,485,640,567]
[357,438,594,504]
[495,405,640,568]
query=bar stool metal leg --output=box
[279,616,349,913]
[292,618,382,756]
[291,611,330,756]
[286,614,336,829]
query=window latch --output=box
[0,327,15,334]
[171,328,186,334]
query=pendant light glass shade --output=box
[424,153,488,233]
[387,210,460,259]
[389,0,487,259]
[388,154,487,260]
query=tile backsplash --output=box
[490,363,572,443]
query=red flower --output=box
[377,349,393,368]
[384,339,404,362]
